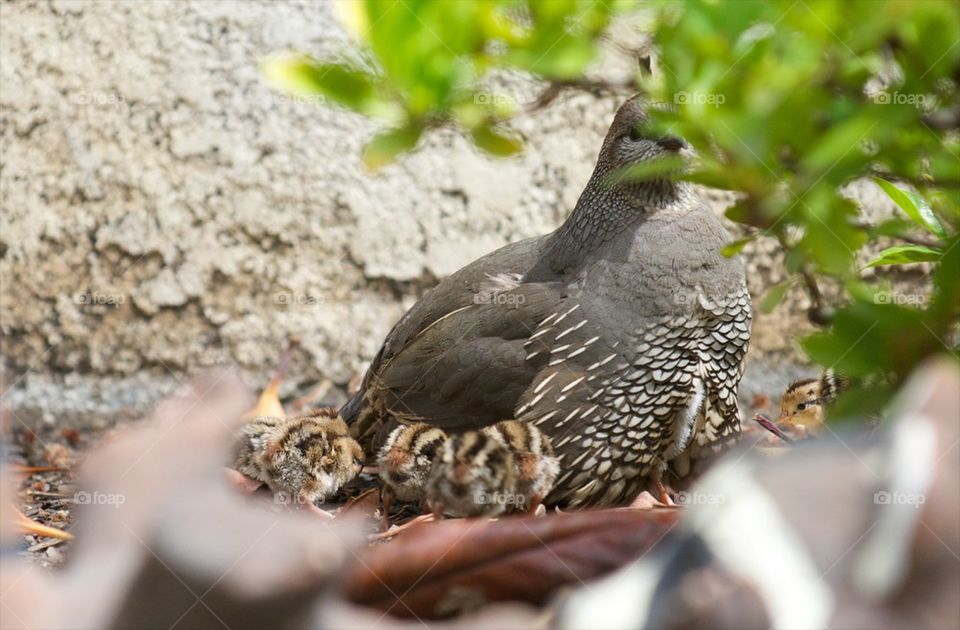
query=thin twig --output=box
[852,221,941,248]
[774,232,832,326]
[524,77,640,113]
[869,171,960,190]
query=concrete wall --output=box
[0,1,906,425]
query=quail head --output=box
[483,420,559,512]
[343,95,751,509]
[234,408,364,506]
[778,370,846,436]
[425,430,517,518]
[377,422,447,517]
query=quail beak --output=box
[754,414,795,445]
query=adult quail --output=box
[342,96,751,508]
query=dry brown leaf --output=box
[14,465,67,474]
[752,393,771,410]
[340,508,679,619]
[244,340,298,419]
[336,487,380,522]
[60,427,81,446]
[13,505,74,540]
[290,378,333,411]
[245,378,286,419]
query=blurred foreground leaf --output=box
[867,245,941,268]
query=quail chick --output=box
[377,423,447,522]
[778,370,846,437]
[425,430,516,518]
[483,420,559,513]
[234,408,364,505]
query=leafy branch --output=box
[264,0,960,417]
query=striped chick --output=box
[484,420,559,513]
[234,408,364,506]
[425,430,517,518]
[377,423,447,523]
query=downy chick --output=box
[425,430,516,518]
[778,370,846,437]
[377,423,447,521]
[483,420,559,513]
[234,408,364,505]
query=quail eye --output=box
[628,125,643,141]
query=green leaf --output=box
[828,382,897,424]
[873,178,947,239]
[607,155,686,188]
[470,124,523,157]
[866,244,941,267]
[263,54,388,117]
[362,125,423,170]
[721,235,756,257]
[801,116,876,172]
[760,277,795,313]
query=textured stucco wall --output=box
[0,1,910,425]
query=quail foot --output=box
[234,408,364,506]
[377,422,447,526]
[343,96,751,508]
[425,430,517,518]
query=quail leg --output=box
[526,494,544,515]
[629,490,671,509]
[306,503,335,519]
[224,467,264,494]
[380,487,394,531]
[653,473,676,506]
[370,513,435,541]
